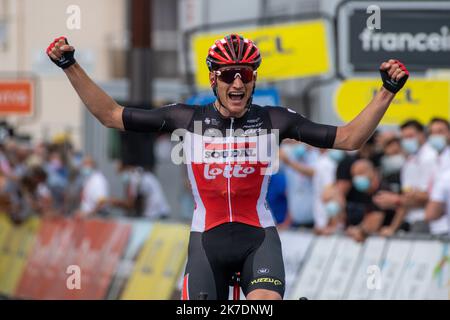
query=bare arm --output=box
[64,63,124,130]
[425,201,445,221]
[48,38,124,130]
[334,88,394,150]
[279,149,315,177]
[333,60,408,150]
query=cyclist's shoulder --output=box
[161,102,212,113]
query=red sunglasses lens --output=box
[218,68,254,84]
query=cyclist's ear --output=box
[209,71,216,87]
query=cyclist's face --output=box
[210,66,256,117]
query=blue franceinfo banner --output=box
[186,88,280,107]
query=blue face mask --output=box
[81,167,93,177]
[325,201,341,217]
[401,138,419,155]
[381,154,405,175]
[352,175,371,193]
[428,134,447,152]
[328,150,345,163]
[121,172,130,184]
[293,144,307,159]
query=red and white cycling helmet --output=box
[206,34,262,71]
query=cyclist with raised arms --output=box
[47,34,409,300]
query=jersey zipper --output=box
[227,117,234,222]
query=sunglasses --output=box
[214,68,256,84]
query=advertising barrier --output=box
[0,215,448,300]
[121,223,190,300]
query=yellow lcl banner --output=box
[192,20,332,88]
[335,79,450,125]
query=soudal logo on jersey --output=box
[204,149,257,159]
[203,142,258,162]
[204,164,256,180]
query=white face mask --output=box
[401,138,419,155]
[381,154,406,175]
[428,134,447,152]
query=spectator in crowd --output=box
[28,166,58,219]
[374,119,446,235]
[425,168,450,236]
[280,147,343,232]
[108,163,170,220]
[427,118,450,173]
[378,136,404,191]
[424,118,450,236]
[74,156,109,218]
[45,149,69,210]
[376,136,409,236]
[319,184,346,235]
[336,133,379,226]
[63,151,85,216]
[345,159,393,242]
[279,140,318,228]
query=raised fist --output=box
[46,36,76,69]
[379,59,409,94]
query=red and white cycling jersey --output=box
[122,103,336,232]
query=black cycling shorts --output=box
[181,222,285,300]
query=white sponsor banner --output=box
[317,237,363,300]
[290,235,338,300]
[279,230,314,299]
[394,240,444,300]
[346,237,387,300]
[371,239,413,300]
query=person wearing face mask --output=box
[427,118,450,172]
[423,118,450,235]
[279,141,318,229]
[345,160,394,242]
[74,156,109,218]
[425,168,450,237]
[335,133,380,226]
[318,184,346,235]
[379,137,404,186]
[375,120,442,236]
[280,145,341,231]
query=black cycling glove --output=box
[47,36,76,69]
[379,59,409,94]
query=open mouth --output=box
[228,92,245,101]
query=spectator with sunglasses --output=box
[47,34,409,300]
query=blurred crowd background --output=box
[1,116,449,243]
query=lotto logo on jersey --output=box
[204,164,256,180]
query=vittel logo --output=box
[204,164,256,180]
